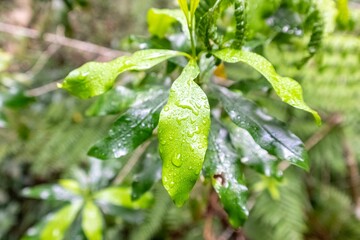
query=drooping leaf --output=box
[58,179,82,195]
[147,9,190,39]
[212,48,321,124]
[131,140,162,200]
[214,86,309,170]
[82,201,103,240]
[40,202,82,240]
[203,120,248,227]
[59,49,188,99]
[86,86,136,116]
[158,60,211,206]
[88,88,168,160]
[94,187,153,209]
[226,122,282,178]
[21,184,80,201]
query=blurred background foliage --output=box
[1,0,360,239]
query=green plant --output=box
[55,0,320,229]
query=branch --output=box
[0,22,128,59]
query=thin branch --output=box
[0,22,128,59]
[305,113,343,150]
[113,141,151,185]
[25,80,61,97]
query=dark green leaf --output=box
[158,60,211,206]
[94,187,153,209]
[82,201,103,240]
[203,120,248,227]
[21,184,80,201]
[131,140,162,200]
[0,111,7,128]
[40,202,82,240]
[88,88,168,160]
[212,48,321,124]
[226,122,282,178]
[214,86,309,170]
[86,86,136,116]
[59,49,188,99]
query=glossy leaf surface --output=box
[215,86,309,170]
[148,8,190,39]
[158,60,211,206]
[59,49,187,99]
[86,86,136,116]
[88,88,168,160]
[227,123,282,178]
[40,202,82,240]
[21,184,79,201]
[132,141,162,200]
[212,48,321,124]
[203,120,248,227]
[94,187,153,209]
[82,201,103,240]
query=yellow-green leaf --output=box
[148,8,190,39]
[58,179,82,195]
[94,187,153,209]
[158,60,211,206]
[212,48,321,124]
[82,201,103,240]
[59,49,188,99]
[178,0,190,21]
[40,202,82,240]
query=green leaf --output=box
[94,187,153,209]
[148,9,190,39]
[190,0,200,17]
[21,184,80,201]
[214,86,309,170]
[203,120,248,227]
[59,49,188,99]
[40,202,82,240]
[131,140,162,200]
[178,0,190,21]
[212,48,321,124]
[0,111,7,128]
[88,88,168,160]
[82,201,103,240]
[86,86,136,116]
[158,60,211,206]
[226,122,282,178]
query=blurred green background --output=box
[1,0,360,239]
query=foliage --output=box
[1,0,360,239]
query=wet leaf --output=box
[59,49,187,99]
[203,120,248,227]
[82,201,103,240]
[88,88,168,160]
[131,140,162,200]
[214,86,309,170]
[158,60,211,206]
[227,122,282,178]
[94,187,153,209]
[86,86,136,116]
[21,184,80,201]
[212,48,321,124]
[40,202,82,240]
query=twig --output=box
[304,113,343,150]
[113,141,151,185]
[0,22,128,59]
[342,137,360,219]
[25,80,61,97]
